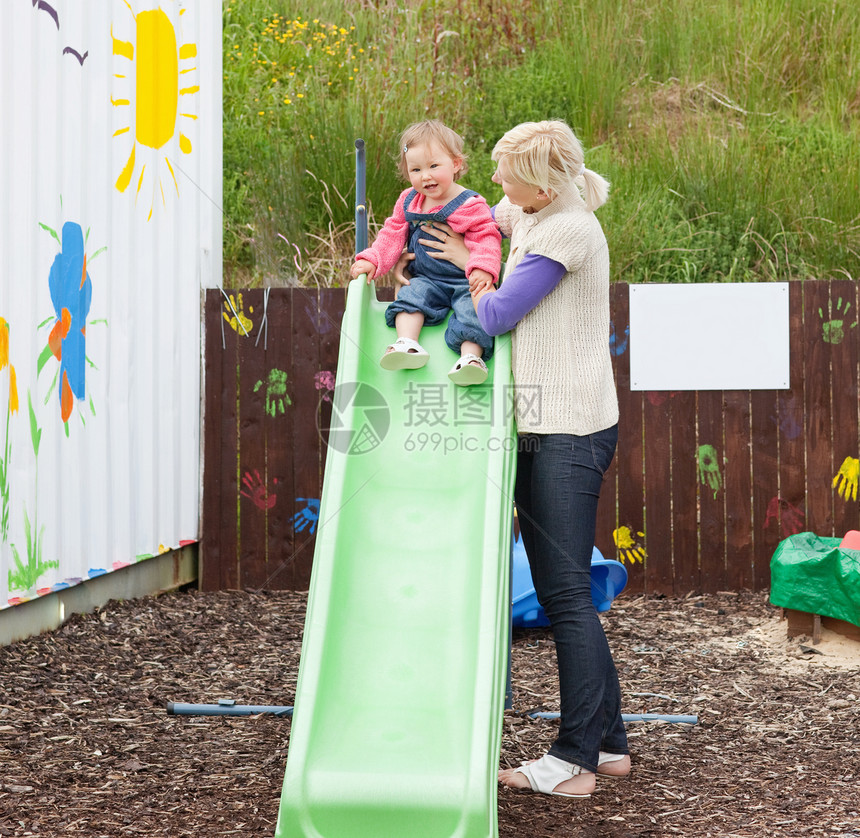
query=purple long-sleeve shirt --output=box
[476,252,566,336]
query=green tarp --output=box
[769,532,860,628]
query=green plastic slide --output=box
[275,277,516,838]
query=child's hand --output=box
[351,259,377,282]
[468,268,495,293]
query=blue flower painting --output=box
[47,222,92,422]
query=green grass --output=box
[222,0,860,287]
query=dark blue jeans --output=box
[515,427,628,772]
[385,276,494,360]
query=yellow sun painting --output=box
[111,0,199,220]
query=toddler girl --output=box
[350,120,500,386]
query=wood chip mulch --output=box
[1,589,858,837]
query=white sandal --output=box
[510,754,593,799]
[380,337,429,370]
[447,353,488,386]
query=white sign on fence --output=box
[629,283,790,391]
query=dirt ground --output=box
[1,588,858,838]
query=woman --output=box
[402,120,630,798]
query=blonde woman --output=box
[416,120,630,797]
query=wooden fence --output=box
[201,280,860,596]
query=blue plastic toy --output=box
[511,535,628,627]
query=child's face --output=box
[404,142,462,203]
[492,159,551,212]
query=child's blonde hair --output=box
[396,119,468,181]
[492,120,609,211]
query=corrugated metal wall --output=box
[0,1,221,608]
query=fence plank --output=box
[259,291,298,590]
[767,281,806,587]
[828,278,860,539]
[751,388,781,590]
[723,390,753,590]
[208,291,243,590]
[234,291,273,591]
[643,392,673,595]
[611,284,646,593]
[201,291,228,590]
[319,287,347,478]
[803,281,835,536]
[288,288,325,590]
[696,391,726,593]
[671,391,700,592]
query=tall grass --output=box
[222,0,860,287]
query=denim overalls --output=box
[384,188,494,360]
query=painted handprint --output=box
[697,444,723,498]
[254,369,291,417]
[222,292,254,336]
[240,469,277,510]
[832,456,859,502]
[764,496,805,538]
[772,393,802,441]
[303,299,334,336]
[609,321,629,357]
[646,391,677,406]
[613,525,646,564]
[314,370,335,403]
[818,297,856,345]
[292,498,320,534]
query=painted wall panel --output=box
[0,1,222,608]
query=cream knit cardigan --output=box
[495,187,618,436]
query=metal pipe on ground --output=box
[166,702,697,725]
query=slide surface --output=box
[275,279,516,838]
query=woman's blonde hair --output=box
[492,120,609,211]
[396,119,468,181]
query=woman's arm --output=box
[474,254,567,335]
[418,221,567,334]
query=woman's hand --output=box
[417,221,469,269]
[392,248,415,287]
